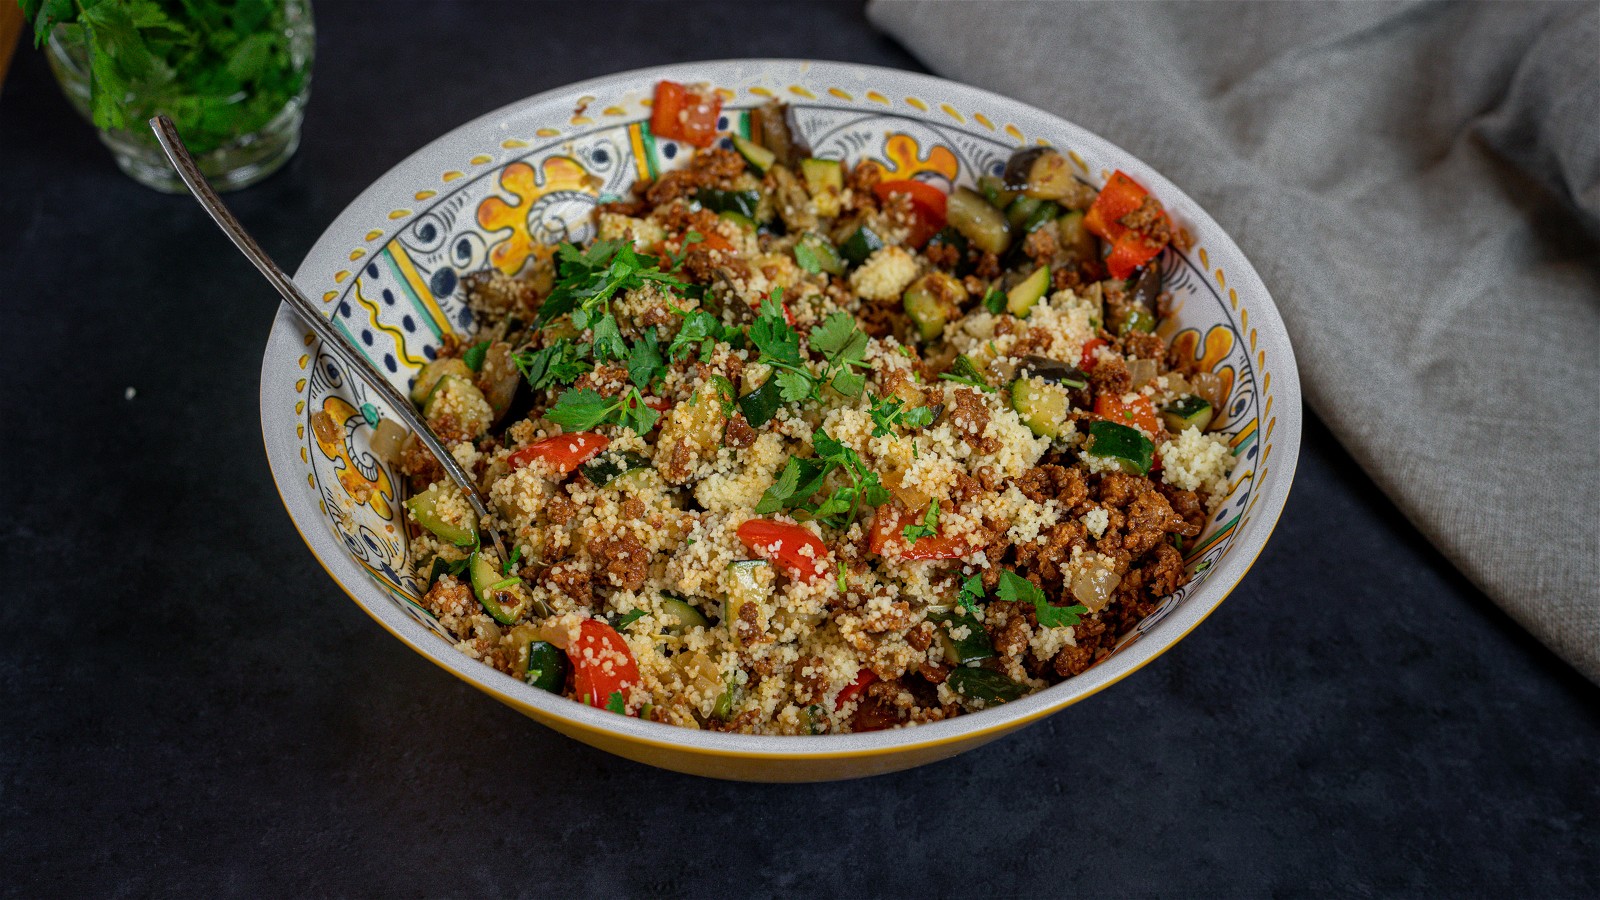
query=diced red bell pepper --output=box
[1079,337,1108,370]
[567,618,641,711]
[1094,393,1162,437]
[873,179,948,248]
[736,518,831,582]
[835,668,878,711]
[1084,171,1170,279]
[650,80,722,148]
[507,432,609,474]
[867,503,971,560]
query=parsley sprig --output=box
[956,574,985,616]
[998,571,1088,629]
[902,500,940,542]
[868,394,936,437]
[754,428,890,528]
[534,240,686,363]
[547,387,660,436]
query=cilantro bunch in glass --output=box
[24,0,314,192]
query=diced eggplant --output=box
[1002,146,1081,202]
[752,100,810,167]
[1009,376,1072,439]
[581,450,652,488]
[1162,395,1215,433]
[1006,266,1051,317]
[902,271,964,341]
[1057,209,1098,263]
[476,341,520,422]
[946,187,1012,255]
[1017,355,1088,390]
[1129,263,1162,310]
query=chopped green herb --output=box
[462,341,490,372]
[902,500,940,542]
[546,387,660,437]
[626,330,665,389]
[513,339,590,391]
[957,574,985,616]
[793,240,823,274]
[487,577,519,592]
[868,394,936,437]
[667,308,725,362]
[613,609,646,630]
[604,691,627,714]
[997,570,1087,628]
[502,546,524,575]
[982,288,1008,315]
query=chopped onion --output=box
[1071,566,1121,613]
[370,418,408,465]
[1190,372,1227,416]
[310,410,341,446]
[1127,358,1158,390]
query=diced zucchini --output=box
[1019,199,1061,233]
[470,549,532,625]
[723,559,772,649]
[839,224,884,266]
[422,374,493,438]
[1006,266,1051,317]
[660,596,711,634]
[1004,195,1043,230]
[524,640,568,692]
[1057,209,1097,262]
[1084,420,1155,475]
[712,672,744,721]
[795,232,846,275]
[718,210,757,233]
[410,358,473,405]
[800,158,844,194]
[1002,147,1079,201]
[694,188,762,219]
[928,610,996,666]
[1010,376,1072,439]
[1115,307,1156,336]
[902,271,963,341]
[731,133,776,173]
[1017,355,1088,390]
[945,667,1029,706]
[976,174,1017,210]
[404,483,477,546]
[1162,395,1215,433]
[947,187,1012,255]
[581,450,653,488]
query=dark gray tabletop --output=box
[2,3,1595,897]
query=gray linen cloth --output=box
[869,0,1600,681]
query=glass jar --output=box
[45,0,315,193]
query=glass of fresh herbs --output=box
[24,0,314,193]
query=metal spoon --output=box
[148,115,506,562]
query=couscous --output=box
[391,81,1234,734]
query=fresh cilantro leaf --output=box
[957,574,985,616]
[750,303,803,369]
[830,370,867,398]
[626,331,665,389]
[613,609,646,630]
[513,340,590,391]
[859,473,891,507]
[667,309,724,362]
[604,691,627,714]
[810,313,870,398]
[616,390,661,436]
[546,388,614,431]
[755,458,803,514]
[902,500,940,542]
[665,230,705,271]
[775,370,814,403]
[983,288,1008,315]
[868,395,937,437]
[590,314,628,362]
[426,555,471,586]
[502,545,523,575]
[998,570,1087,628]
[462,341,490,372]
[537,240,685,328]
[737,377,784,428]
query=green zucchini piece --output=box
[410,358,473,405]
[839,224,885,266]
[731,133,776,173]
[947,187,1012,255]
[695,188,762,219]
[712,672,744,721]
[1009,376,1072,439]
[1004,195,1044,230]
[723,559,772,649]
[1006,266,1052,317]
[928,610,996,666]
[1084,420,1155,475]
[421,374,493,438]
[737,376,784,428]
[523,640,568,693]
[1117,307,1157,336]
[1019,199,1061,233]
[946,667,1029,706]
[902,271,963,341]
[404,483,478,546]
[660,597,711,634]
[470,550,532,625]
[949,354,990,388]
[976,174,1017,210]
[718,210,757,233]
[795,232,846,275]
[800,158,844,195]
[581,450,653,488]
[1162,395,1215,433]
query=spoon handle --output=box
[147,115,499,535]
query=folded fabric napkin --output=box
[869,0,1600,681]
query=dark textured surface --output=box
[1,2,1595,897]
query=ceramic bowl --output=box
[260,60,1300,782]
